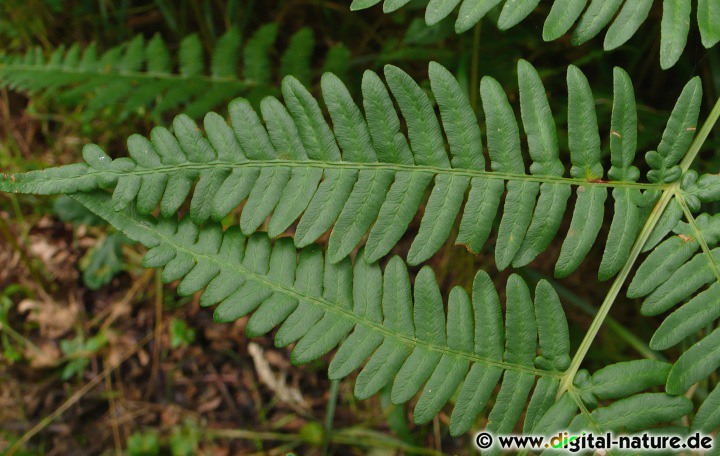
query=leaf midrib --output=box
[32,159,668,190]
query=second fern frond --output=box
[0,25,350,121]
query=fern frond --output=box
[65,190,689,439]
[351,0,720,69]
[0,61,703,281]
[0,26,347,121]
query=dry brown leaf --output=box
[248,342,311,416]
[18,294,80,338]
[25,340,61,368]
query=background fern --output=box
[1,61,705,281]
[0,25,349,122]
[352,0,720,69]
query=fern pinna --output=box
[0,61,703,278]
[352,0,720,69]
[62,190,690,445]
[2,60,720,444]
[0,25,348,121]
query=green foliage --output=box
[79,232,127,290]
[0,61,705,283]
[2,15,720,441]
[629,172,720,419]
[53,195,127,289]
[169,318,196,349]
[0,290,23,363]
[351,0,720,68]
[168,420,200,456]
[0,25,349,121]
[52,189,687,440]
[126,421,199,456]
[53,195,105,226]
[59,331,107,380]
[127,431,160,456]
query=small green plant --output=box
[53,196,128,289]
[127,430,160,456]
[78,232,127,290]
[0,287,23,363]
[168,419,200,456]
[59,331,107,381]
[126,420,199,456]
[169,318,195,349]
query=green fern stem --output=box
[558,185,678,396]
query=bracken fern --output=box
[3,61,720,448]
[0,25,349,121]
